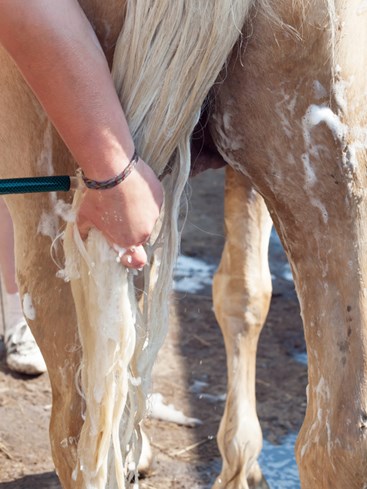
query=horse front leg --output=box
[212,166,272,489]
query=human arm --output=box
[0,0,163,267]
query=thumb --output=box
[119,245,147,269]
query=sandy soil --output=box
[0,168,307,488]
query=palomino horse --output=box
[1,1,367,488]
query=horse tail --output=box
[65,1,258,487]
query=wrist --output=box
[82,150,139,190]
[78,138,136,181]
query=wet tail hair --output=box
[64,1,257,487]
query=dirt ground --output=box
[0,168,307,488]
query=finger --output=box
[120,245,147,269]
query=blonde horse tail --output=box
[64,1,257,487]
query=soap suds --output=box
[22,293,36,321]
[147,393,202,427]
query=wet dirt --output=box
[0,168,307,488]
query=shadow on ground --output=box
[0,472,60,489]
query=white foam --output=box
[301,153,317,187]
[37,210,59,240]
[310,197,329,224]
[333,79,348,113]
[38,200,75,244]
[212,110,244,152]
[147,393,202,427]
[36,120,54,175]
[54,200,76,223]
[301,105,344,222]
[22,293,36,321]
[275,104,293,139]
[303,105,346,142]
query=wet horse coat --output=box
[211,2,367,487]
[1,0,367,488]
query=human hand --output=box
[77,158,163,268]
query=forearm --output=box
[0,0,163,260]
[0,0,134,180]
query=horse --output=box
[1,0,367,488]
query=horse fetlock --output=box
[213,465,251,489]
[213,460,267,489]
[216,408,263,489]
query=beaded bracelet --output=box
[82,150,139,190]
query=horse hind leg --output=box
[212,166,272,489]
[7,178,85,489]
[0,55,84,484]
[210,1,367,486]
